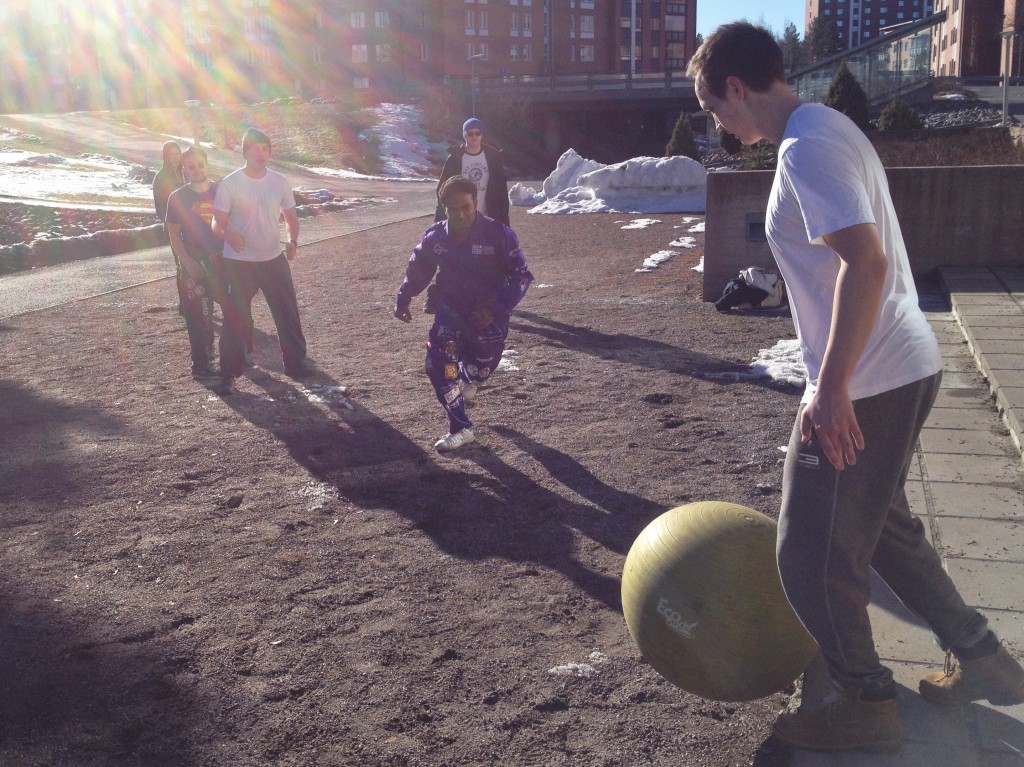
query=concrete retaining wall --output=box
[703,164,1024,301]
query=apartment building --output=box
[806,0,934,49]
[930,0,1007,75]
[1,0,697,113]
[806,0,1020,78]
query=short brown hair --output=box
[687,22,785,99]
[181,145,207,164]
[439,175,478,206]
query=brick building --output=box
[1,0,697,113]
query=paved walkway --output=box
[0,197,434,320]
[792,267,1024,765]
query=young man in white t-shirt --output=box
[212,128,311,395]
[689,22,1024,753]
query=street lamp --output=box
[468,52,486,116]
[1001,30,1016,128]
[184,99,202,146]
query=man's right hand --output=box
[226,231,246,252]
[394,305,412,323]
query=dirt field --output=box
[0,211,803,766]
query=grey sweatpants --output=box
[777,372,989,693]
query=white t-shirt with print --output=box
[461,151,491,218]
[213,167,296,262]
[766,102,941,403]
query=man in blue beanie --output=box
[435,117,510,226]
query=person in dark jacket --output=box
[434,118,510,226]
[396,175,532,452]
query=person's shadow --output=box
[213,365,665,609]
[510,309,785,386]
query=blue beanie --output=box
[462,118,484,136]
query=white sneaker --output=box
[434,427,475,452]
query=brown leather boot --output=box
[919,645,1024,706]
[772,686,902,753]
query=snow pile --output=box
[306,103,437,182]
[0,150,153,203]
[509,149,707,215]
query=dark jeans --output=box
[777,372,988,694]
[219,254,306,379]
[176,269,217,368]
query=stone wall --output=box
[703,163,1024,301]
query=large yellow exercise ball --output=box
[622,501,818,702]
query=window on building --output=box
[466,9,476,32]
[524,13,533,34]
[523,43,533,59]
[352,44,368,63]
[376,11,390,27]
[421,43,429,61]
[510,44,519,60]
[479,11,488,32]
[376,44,392,61]
[260,14,273,39]
[581,44,595,61]
[665,14,685,32]
[580,15,594,37]
[314,46,324,64]
[244,16,256,41]
[351,12,365,28]
[511,11,519,32]
[315,12,323,30]
[581,0,594,7]
[354,77,369,89]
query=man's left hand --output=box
[470,306,494,328]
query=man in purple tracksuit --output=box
[394,175,533,452]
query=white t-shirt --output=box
[213,167,296,262]
[766,103,941,403]
[461,151,490,218]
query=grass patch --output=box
[110,103,384,173]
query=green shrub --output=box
[877,98,923,131]
[824,62,870,130]
[665,113,701,161]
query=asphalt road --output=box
[0,111,439,319]
[0,199,436,320]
